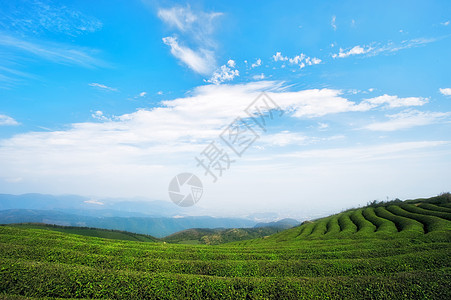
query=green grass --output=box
[350,209,377,235]
[7,223,159,242]
[374,206,424,235]
[1,195,450,299]
[407,204,451,220]
[337,211,358,236]
[387,205,451,233]
[419,202,451,214]
[362,207,399,234]
[324,215,340,236]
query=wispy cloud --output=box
[158,5,222,75]
[364,110,450,131]
[331,16,337,31]
[0,0,102,36]
[162,36,215,75]
[332,37,440,59]
[332,45,372,58]
[272,52,321,69]
[439,88,451,96]
[0,114,19,126]
[273,52,288,62]
[88,83,118,92]
[441,21,450,26]
[207,60,239,84]
[252,73,265,80]
[0,33,107,68]
[360,94,428,109]
[0,81,446,203]
[251,58,261,68]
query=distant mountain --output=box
[0,209,256,237]
[254,218,300,229]
[0,193,183,217]
[163,227,282,245]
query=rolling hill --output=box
[0,194,450,299]
[162,227,282,245]
[5,223,159,243]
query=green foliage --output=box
[324,215,340,236]
[362,207,399,234]
[374,206,424,235]
[337,211,358,235]
[417,203,451,215]
[0,195,450,299]
[350,209,377,235]
[7,223,159,242]
[163,227,281,245]
[388,205,451,233]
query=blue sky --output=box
[0,0,450,218]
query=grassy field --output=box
[1,194,450,299]
[5,223,159,243]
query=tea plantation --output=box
[1,195,450,299]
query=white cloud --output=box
[251,58,262,68]
[0,81,441,202]
[89,83,118,92]
[0,33,106,68]
[361,94,428,108]
[318,122,329,130]
[91,110,110,121]
[441,21,450,26]
[280,141,448,162]
[273,52,288,62]
[162,36,215,75]
[157,91,164,95]
[1,0,102,36]
[333,45,372,58]
[364,110,450,131]
[0,114,19,126]
[139,92,147,97]
[439,88,451,96]
[158,6,222,75]
[227,60,236,68]
[260,131,308,147]
[158,6,198,32]
[252,73,265,80]
[274,52,321,69]
[289,54,305,64]
[158,6,222,38]
[333,37,439,59]
[331,16,337,30]
[207,65,239,85]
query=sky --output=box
[0,0,450,218]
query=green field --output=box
[1,194,450,299]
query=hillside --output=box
[163,227,282,245]
[240,193,451,244]
[5,223,159,243]
[1,194,450,299]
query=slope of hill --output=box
[5,223,159,242]
[163,227,282,245]
[239,193,451,245]
[1,194,450,299]
[254,217,300,229]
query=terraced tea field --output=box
[1,196,450,299]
